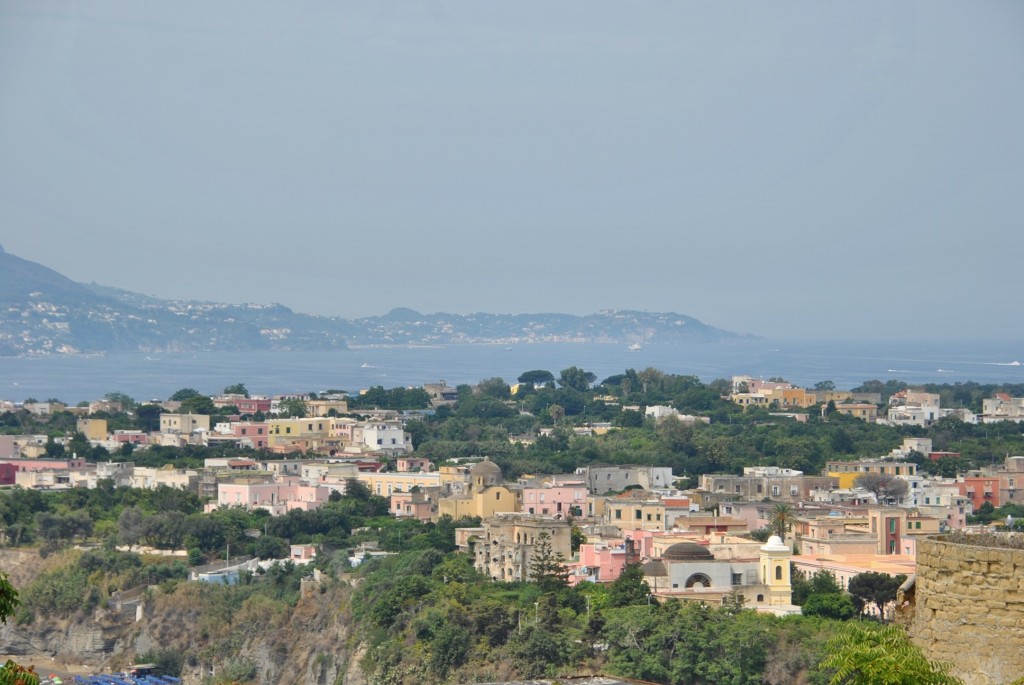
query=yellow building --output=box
[436,460,522,520]
[305,398,349,417]
[357,472,441,497]
[76,418,108,441]
[267,417,332,450]
[603,491,671,532]
[832,403,879,421]
[826,460,917,489]
[766,387,818,409]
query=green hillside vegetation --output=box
[2,369,1021,682]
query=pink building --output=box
[114,430,149,445]
[390,490,436,521]
[395,457,433,473]
[571,541,631,584]
[209,477,329,515]
[522,482,588,517]
[568,531,659,585]
[214,396,272,414]
[290,544,316,561]
[0,458,86,471]
[232,422,269,449]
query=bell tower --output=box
[759,535,792,606]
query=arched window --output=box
[685,573,712,589]
[775,565,782,580]
[756,594,764,602]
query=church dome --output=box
[642,560,667,577]
[470,460,502,476]
[662,542,714,561]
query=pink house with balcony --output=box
[522,481,588,518]
[390,489,437,521]
[208,477,329,515]
[568,532,659,585]
[571,541,631,585]
[395,457,433,473]
[232,422,269,449]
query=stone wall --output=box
[911,537,1024,685]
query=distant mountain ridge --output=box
[0,247,750,356]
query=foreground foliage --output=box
[821,623,963,685]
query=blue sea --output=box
[0,340,1021,403]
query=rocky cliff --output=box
[0,553,366,685]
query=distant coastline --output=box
[1,340,1020,404]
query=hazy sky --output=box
[1,1,1022,341]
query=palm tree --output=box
[769,502,794,539]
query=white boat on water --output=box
[628,343,642,351]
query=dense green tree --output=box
[528,532,568,592]
[178,394,215,415]
[614,409,644,428]
[223,383,249,397]
[847,571,907,618]
[518,370,555,386]
[802,592,856,620]
[44,436,64,458]
[476,377,511,399]
[104,392,138,411]
[277,398,308,418]
[135,403,163,432]
[169,388,201,402]
[557,366,597,392]
[606,562,652,608]
[254,535,290,560]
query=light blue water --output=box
[0,340,1021,403]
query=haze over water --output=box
[1,340,1021,404]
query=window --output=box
[889,518,896,533]
[731,573,742,586]
[915,521,921,529]
[775,565,782,580]
[615,509,622,520]
[635,509,642,520]
[772,485,780,496]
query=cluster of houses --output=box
[730,377,1024,427]
[4,383,1024,614]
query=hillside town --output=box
[3,375,1023,622]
